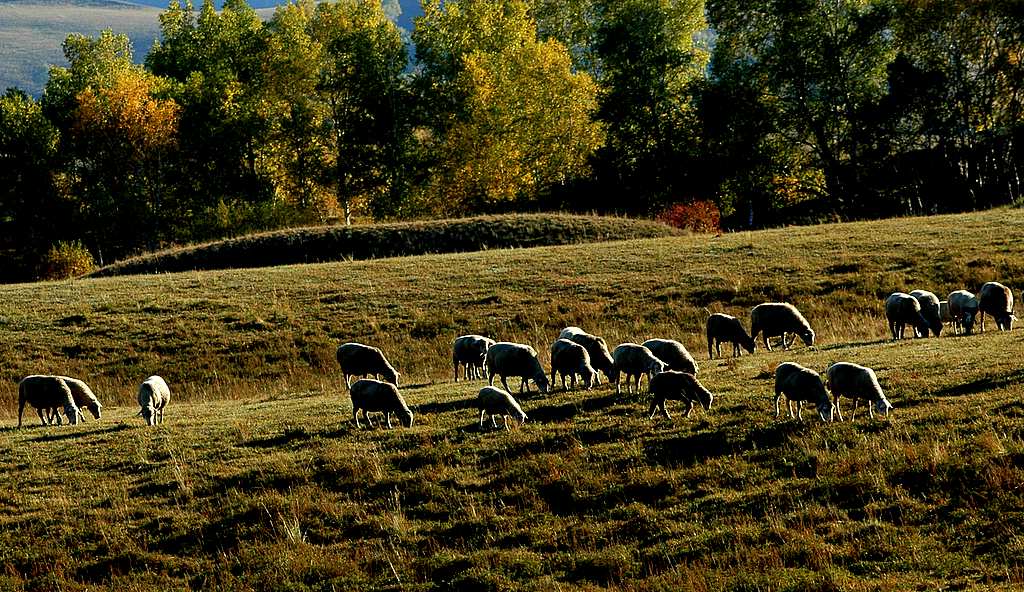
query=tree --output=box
[707,0,894,216]
[412,0,604,214]
[0,90,66,280]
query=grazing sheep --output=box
[137,375,171,426]
[706,313,755,359]
[773,362,833,422]
[647,370,714,421]
[978,282,1015,331]
[642,338,698,375]
[486,342,550,395]
[550,338,597,391]
[336,342,400,388]
[476,386,527,430]
[452,335,495,381]
[948,290,980,334]
[750,303,815,351]
[349,378,413,429]
[909,289,943,337]
[560,327,614,384]
[885,292,931,340]
[18,375,82,427]
[609,343,666,394]
[824,362,892,420]
[46,376,103,423]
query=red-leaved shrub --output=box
[656,201,721,233]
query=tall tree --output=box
[412,0,604,214]
[0,90,66,280]
[708,0,894,216]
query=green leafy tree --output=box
[412,0,604,214]
[0,89,67,280]
[708,0,894,216]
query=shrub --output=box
[40,241,96,280]
[656,201,722,233]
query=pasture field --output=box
[0,208,1023,590]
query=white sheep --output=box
[647,370,714,421]
[706,313,755,359]
[17,375,82,427]
[750,303,815,351]
[642,338,698,374]
[46,376,103,424]
[948,290,980,334]
[550,338,597,391]
[773,362,833,422]
[609,343,666,394]
[885,292,931,340]
[137,375,171,426]
[452,335,496,381]
[485,342,550,395]
[909,289,943,337]
[349,378,413,429]
[978,281,1016,331]
[336,342,400,388]
[824,362,892,420]
[559,327,614,384]
[476,386,527,430]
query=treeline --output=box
[1,0,1022,281]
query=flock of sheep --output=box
[13,281,1015,432]
[339,281,1017,430]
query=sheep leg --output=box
[833,395,844,421]
[763,335,772,352]
[867,403,875,420]
[774,394,782,418]
[519,377,528,393]
[850,399,859,420]
[732,342,740,357]
[386,412,393,429]
[551,369,558,390]
[782,333,791,350]
[570,374,577,390]
[366,411,376,428]
[491,414,498,429]
[36,408,48,426]
[354,409,362,429]
[648,399,659,420]
[500,376,512,394]
[345,374,352,389]
[454,360,460,382]
[503,415,511,431]
[633,374,642,394]
[796,401,804,421]
[708,338,714,360]
[479,409,486,428]
[684,399,694,418]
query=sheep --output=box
[476,386,527,430]
[909,289,943,337]
[978,281,1016,331]
[349,378,413,429]
[609,343,666,394]
[948,290,980,335]
[550,338,597,391]
[560,327,614,384]
[824,362,892,420]
[486,342,549,395]
[642,338,698,375]
[750,303,815,351]
[17,375,82,427]
[452,335,495,381]
[885,292,931,340]
[46,376,103,424]
[336,342,399,388]
[647,370,714,421]
[706,313,755,359]
[137,375,171,426]
[773,362,833,422]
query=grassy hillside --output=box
[90,214,681,277]
[1,208,1023,590]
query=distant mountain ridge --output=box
[0,0,422,95]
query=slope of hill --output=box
[89,214,682,277]
[0,208,1022,590]
[0,0,422,95]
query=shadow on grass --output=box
[416,396,476,415]
[240,426,315,448]
[931,369,1024,398]
[27,423,133,442]
[527,392,623,423]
